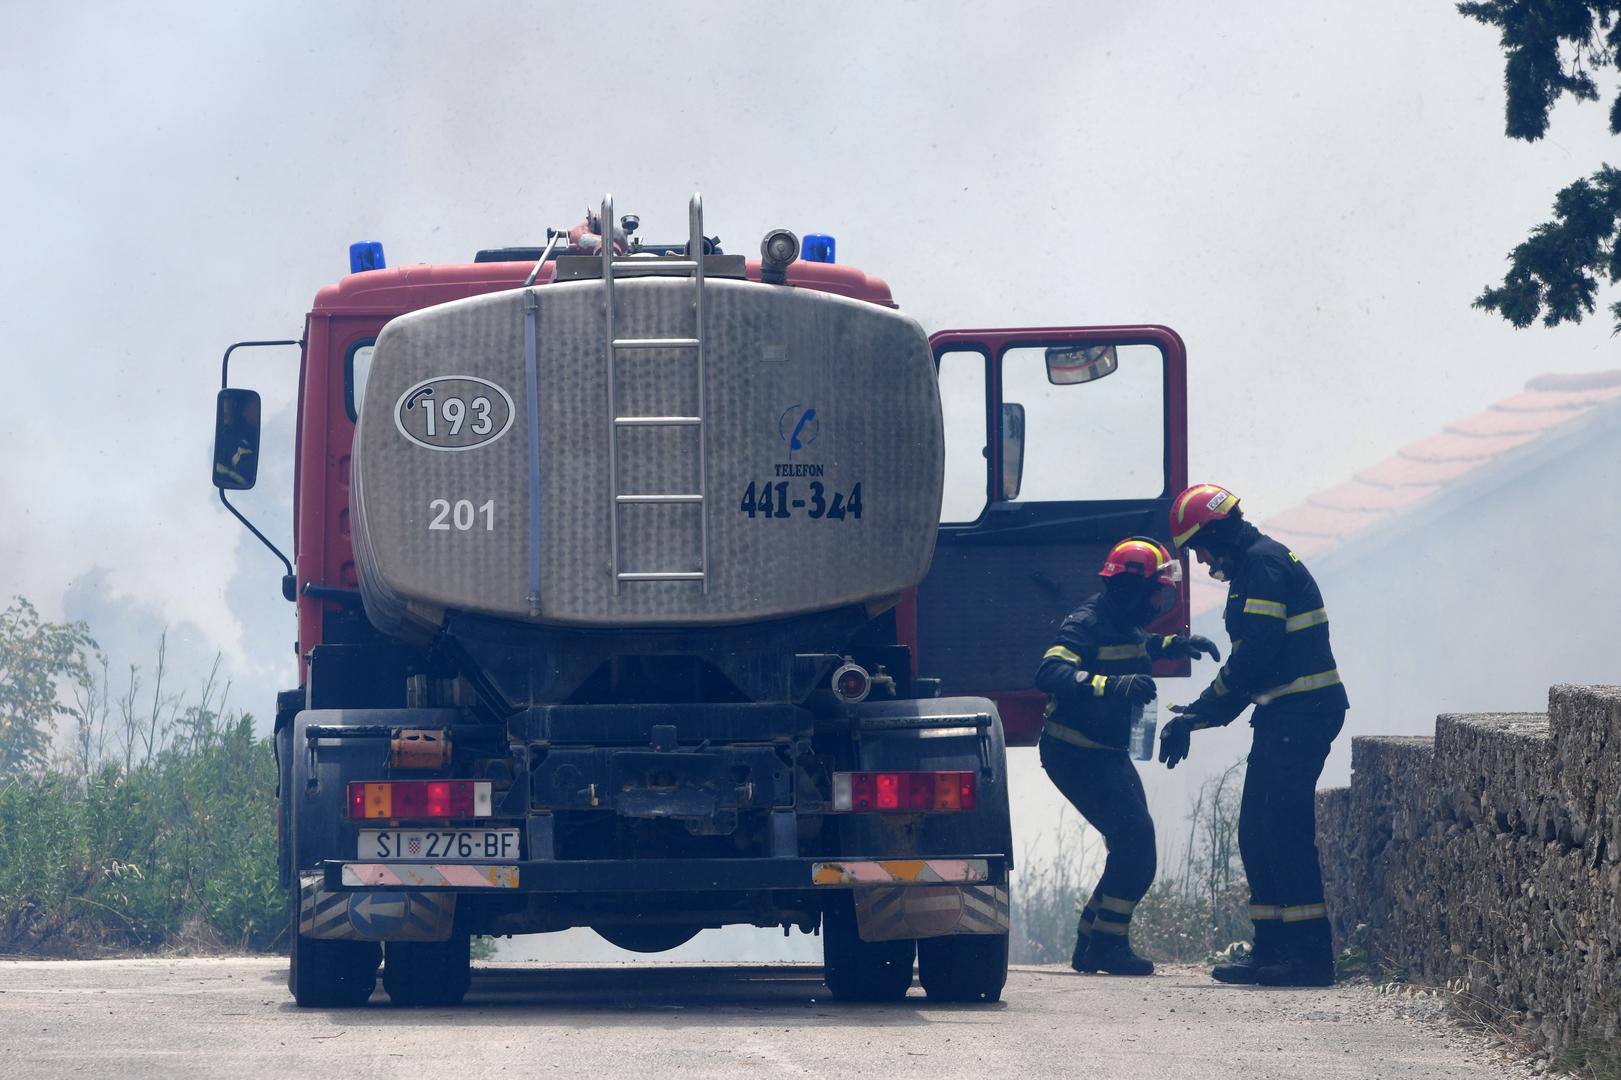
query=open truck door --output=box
[907,326,1190,746]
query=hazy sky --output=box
[5,2,1620,944]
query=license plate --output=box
[358,829,521,860]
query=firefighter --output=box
[1036,537,1220,976]
[1158,485,1349,987]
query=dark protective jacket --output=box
[1191,523,1349,729]
[1035,593,1175,750]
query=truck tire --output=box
[286,727,380,1009]
[383,935,472,1007]
[287,890,381,1008]
[821,896,914,1002]
[917,933,1009,1003]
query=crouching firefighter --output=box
[1159,484,1349,988]
[1035,537,1220,976]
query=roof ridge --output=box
[1188,370,1621,623]
[1443,420,1523,437]
[1524,370,1621,393]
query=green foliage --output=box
[1011,761,1252,965]
[0,598,94,776]
[0,601,282,954]
[1111,875,1248,964]
[1459,1,1621,142]
[1473,165,1621,327]
[1461,2,1621,329]
[0,712,283,953]
[1335,944,1369,981]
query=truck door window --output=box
[999,344,1166,501]
[937,349,990,523]
[345,340,376,421]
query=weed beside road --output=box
[0,599,282,954]
[0,685,282,954]
[1010,762,1251,965]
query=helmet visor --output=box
[1120,535,1180,586]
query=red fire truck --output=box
[211,195,1189,1007]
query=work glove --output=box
[1158,712,1194,769]
[1158,634,1222,662]
[1103,673,1157,705]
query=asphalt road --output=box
[0,959,1538,1079]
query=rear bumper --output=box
[323,854,1007,893]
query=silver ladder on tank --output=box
[602,193,710,594]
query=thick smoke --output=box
[7,0,1621,961]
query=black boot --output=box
[1083,933,1154,976]
[1070,903,1099,973]
[1070,929,1096,973]
[1211,949,1264,984]
[1212,916,1279,984]
[1256,921,1333,987]
[1255,950,1334,987]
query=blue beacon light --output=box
[802,234,836,264]
[349,241,386,273]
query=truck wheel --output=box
[917,933,1008,1003]
[821,896,914,1002]
[383,935,472,1007]
[287,889,380,1008]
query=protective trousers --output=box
[1239,707,1345,961]
[1039,737,1156,942]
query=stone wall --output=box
[1317,685,1621,1054]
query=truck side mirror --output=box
[213,388,262,490]
[1045,344,1118,385]
[1000,402,1025,501]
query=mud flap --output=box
[298,874,456,942]
[853,884,1010,942]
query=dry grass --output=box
[1011,761,1251,965]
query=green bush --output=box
[0,714,282,954]
[0,604,283,955]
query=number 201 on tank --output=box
[428,499,495,531]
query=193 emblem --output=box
[394,375,515,452]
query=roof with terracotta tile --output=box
[1189,370,1621,617]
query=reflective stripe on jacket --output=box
[1196,529,1349,726]
[1034,593,1151,750]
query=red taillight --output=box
[830,771,977,813]
[852,772,875,809]
[346,780,493,820]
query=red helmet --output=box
[1099,537,1180,587]
[1170,484,1241,550]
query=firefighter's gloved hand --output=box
[1106,674,1158,705]
[1161,635,1222,662]
[1167,701,1216,725]
[1159,714,1193,769]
